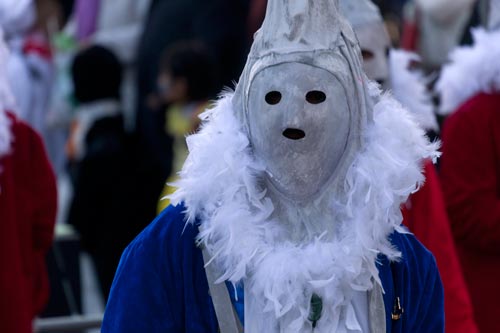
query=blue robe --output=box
[102,204,444,332]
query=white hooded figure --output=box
[339,0,391,85]
[340,0,439,133]
[342,3,483,333]
[172,0,438,332]
[102,0,443,332]
[435,1,500,332]
[414,0,477,69]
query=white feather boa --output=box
[170,87,439,332]
[389,50,439,132]
[0,29,15,159]
[437,28,500,115]
[0,109,11,158]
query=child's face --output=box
[158,72,188,104]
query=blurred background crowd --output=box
[0,0,498,332]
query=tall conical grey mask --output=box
[233,0,373,202]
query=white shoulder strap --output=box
[201,245,244,333]
[369,282,387,333]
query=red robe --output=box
[440,93,500,333]
[0,112,57,333]
[403,161,478,333]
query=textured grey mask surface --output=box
[248,62,351,201]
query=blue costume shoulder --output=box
[102,204,218,332]
[102,206,444,333]
[377,232,444,333]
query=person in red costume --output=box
[340,1,479,332]
[0,29,57,333]
[401,163,478,333]
[437,2,500,330]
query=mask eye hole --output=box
[265,91,282,105]
[306,90,326,104]
[361,49,375,61]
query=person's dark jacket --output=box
[68,114,142,299]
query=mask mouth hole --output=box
[283,128,306,140]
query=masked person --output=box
[341,2,479,333]
[0,28,57,333]
[437,1,500,331]
[102,0,444,332]
[401,0,477,71]
[340,0,439,133]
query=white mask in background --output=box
[356,23,390,85]
[340,0,390,85]
[248,62,351,201]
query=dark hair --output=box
[58,0,75,26]
[160,40,220,101]
[71,45,123,103]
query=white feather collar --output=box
[389,50,439,132]
[1,30,16,161]
[0,110,12,159]
[170,87,438,332]
[437,28,500,115]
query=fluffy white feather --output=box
[436,28,500,115]
[170,87,438,332]
[0,108,11,158]
[0,29,14,159]
[389,49,439,132]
